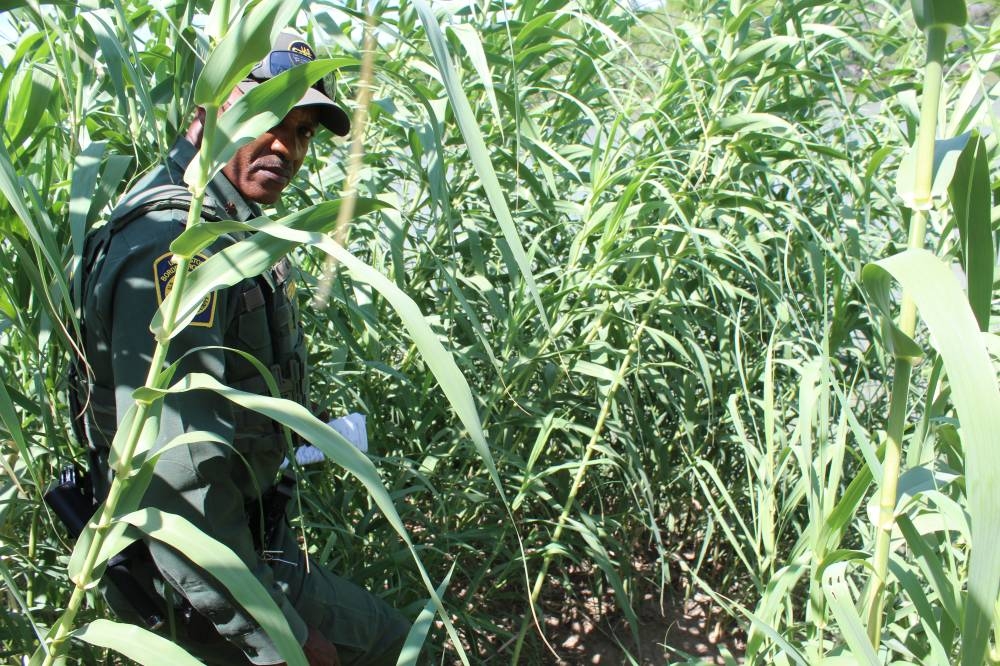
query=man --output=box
[71,30,409,665]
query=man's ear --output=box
[185,106,208,148]
[185,88,242,147]
[221,86,243,112]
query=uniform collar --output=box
[168,138,263,222]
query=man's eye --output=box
[300,125,316,140]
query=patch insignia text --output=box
[153,252,216,327]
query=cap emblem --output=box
[288,41,315,60]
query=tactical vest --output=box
[70,184,308,497]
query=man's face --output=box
[222,106,321,205]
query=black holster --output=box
[47,466,296,638]
[44,466,165,630]
[248,473,296,554]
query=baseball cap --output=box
[237,30,350,137]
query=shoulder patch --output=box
[153,252,217,328]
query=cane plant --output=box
[2,0,999,664]
[5,0,487,663]
[858,1,1000,665]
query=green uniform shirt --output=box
[80,138,308,663]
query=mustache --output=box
[249,157,291,177]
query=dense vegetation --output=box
[1,0,998,663]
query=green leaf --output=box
[69,142,107,260]
[206,0,235,42]
[397,564,455,664]
[67,521,138,587]
[896,465,959,505]
[448,24,502,133]
[193,0,304,108]
[745,562,808,660]
[859,263,923,361]
[0,380,42,491]
[863,249,1000,666]
[897,514,961,628]
[413,0,550,332]
[107,399,162,475]
[81,10,156,142]
[887,554,951,665]
[0,140,77,350]
[184,58,353,189]
[570,515,641,643]
[162,214,502,510]
[895,133,969,211]
[911,0,967,29]
[6,65,54,149]
[72,619,205,665]
[155,199,385,335]
[0,0,71,8]
[738,597,811,666]
[132,375,470,665]
[67,429,234,586]
[0,127,47,237]
[728,36,799,68]
[89,154,133,225]
[864,464,959,526]
[120,508,307,666]
[818,464,873,557]
[325,243,502,495]
[717,112,797,135]
[0,32,43,113]
[0,555,46,646]
[117,430,233,521]
[947,133,992,331]
[168,221,271,260]
[821,561,880,665]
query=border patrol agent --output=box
[70,30,409,666]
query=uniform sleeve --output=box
[103,214,308,665]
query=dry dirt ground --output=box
[445,551,746,665]
[536,579,745,665]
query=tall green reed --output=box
[728,0,1000,664]
[4,0,996,663]
[34,2,316,663]
[3,1,487,663]
[863,0,966,648]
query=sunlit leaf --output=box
[120,508,307,666]
[153,199,385,335]
[132,375,470,665]
[821,560,880,665]
[413,0,550,332]
[193,0,305,107]
[948,133,992,330]
[72,620,203,665]
[864,249,1000,666]
[6,65,54,149]
[895,133,970,210]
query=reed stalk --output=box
[39,106,219,666]
[864,23,946,648]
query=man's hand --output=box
[277,626,340,666]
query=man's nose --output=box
[269,127,303,163]
[268,132,292,162]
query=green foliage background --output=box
[1,0,998,663]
